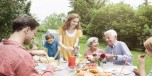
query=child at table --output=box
[30,43,39,50]
[44,34,60,60]
[134,37,152,76]
[28,43,47,56]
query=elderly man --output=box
[0,15,54,76]
[104,29,133,65]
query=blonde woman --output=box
[58,13,83,61]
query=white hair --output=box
[104,29,117,36]
[87,37,98,47]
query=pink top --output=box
[84,49,104,57]
[0,40,54,76]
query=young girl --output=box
[58,13,83,61]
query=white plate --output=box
[33,55,40,61]
[105,68,131,75]
[55,66,63,71]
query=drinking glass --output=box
[68,56,76,72]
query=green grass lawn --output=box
[78,35,152,73]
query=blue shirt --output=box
[105,41,133,65]
[148,69,152,76]
[44,40,60,60]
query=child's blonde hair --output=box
[144,37,152,52]
[29,44,38,50]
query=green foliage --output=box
[69,0,107,30]
[69,0,152,50]
[40,13,66,31]
[0,0,31,40]
[85,3,152,50]
[133,5,152,50]
[87,3,135,40]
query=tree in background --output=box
[40,13,66,32]
[134,5,152,50]
[87,2,135,43]
[69,0,107,34]
[69,0,152,50]
[0,0,31,41]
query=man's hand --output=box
[28,50,47,56]
[105,54,115,59]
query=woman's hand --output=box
[74,43,78,49]
[65,47,74,51]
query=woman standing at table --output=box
[58,13,83,61]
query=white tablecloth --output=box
[36,62,136,76]
[54,62,75,76]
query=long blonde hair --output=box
[62,13,81,30]
[144,37,152,52]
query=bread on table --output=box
[75,67,112,76]
[89,69,99,73]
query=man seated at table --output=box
[104,29,133,65]
[0,15,54,76]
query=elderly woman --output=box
[134,37,152,76]
[84,37,104,57]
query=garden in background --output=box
[0,0,152,74]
